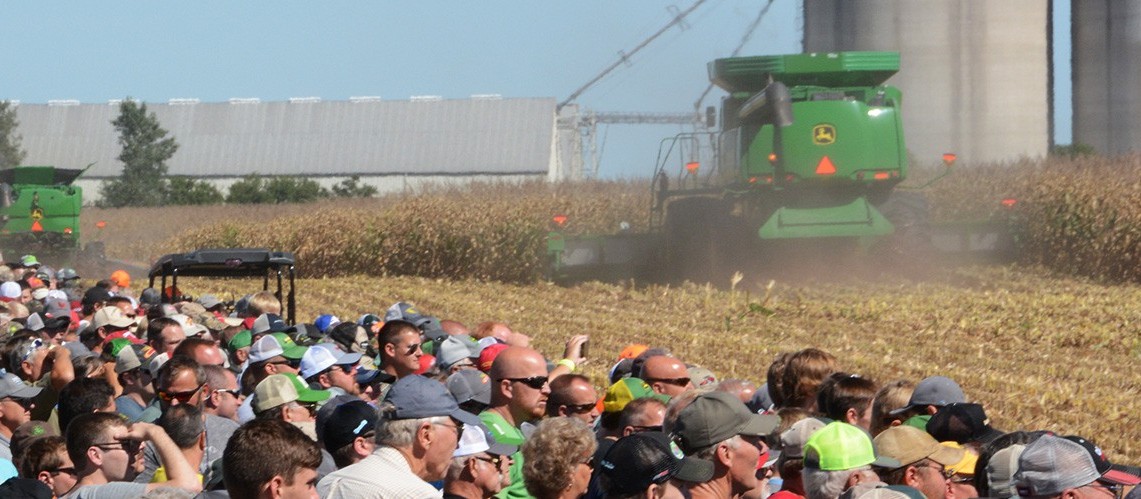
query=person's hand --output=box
[47,344,70,359]
[125,422,160,442]
[562,335,589,365]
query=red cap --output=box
[478,343,510,372]
[415,354,436,375]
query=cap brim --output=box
[1101,469,1141,486]
[451,408,483,427]
[888,404,917,416]
[929,443,967,466]
[356,369,395,385]
[282,346,308,360]
[336,352,363,365]
[872,455,902,469]
[740,414,781,437]
[675,456,716,484]
[297,388,332,404]
[489,441,519,456]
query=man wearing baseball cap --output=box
[873,425,965,499]
[235,332,309,423]
[671,390,780,498]
[889,376,965,429]
[300,343,362,397]
[1015,434,1140,499]
[801,422,906,499]
[320,400,379,469]
[318,374,482,498]
[0,372,42,460]
[445,424,520,499]
[252,373,331,440]
[599,431,714,499]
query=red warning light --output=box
[815,156,837,176]
[943,153,957,166]
[31,221,43,232]
[685,162,700,174]
[1001,198,1017,208]
[768,153,778,164]
[873,172,890,180]
[63,227,73,234]
[552,215,568,226]
[96,221,107,229]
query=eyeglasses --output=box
[334,363,357,374]
[296,402,318,417]
[915,463,948,479]
[562,402,597,414]
[500,376,548,389]
[48,467,76,476]
[213,388,240,398]
[1085,483,1124,499]
[92,439,142,454]
[473,455,504,467]
[645,377,691,386]
[269,359,301,369]
[157,382,206,404]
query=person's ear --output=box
[279,405,293,423]
[197,432,206,451]
[647,483,665,498]
[845,407,860,425]
[384,342,396,358]
[353,436,372,459]
[265,474,286,498]
[904,466,921,488]
[716,442,733,467]
[36,470,53,488]
[87,446,103,467]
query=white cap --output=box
[454,424,492,457]
[249,335,285,363]
[169,313,209,337]
[0,281,20,300]
[300,345,337,379]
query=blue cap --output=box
[314,314,341,334]
[384,374,481,426]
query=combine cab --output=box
[548,52,1015,284]
[0,165,91,263]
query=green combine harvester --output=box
[549,51,1013,283]
[0,165,98,265]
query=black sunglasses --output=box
[500,376,548,389]
[563,402,597,414]
[645,377,691,386]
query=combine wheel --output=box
[876,191,937,273]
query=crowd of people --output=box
[0,253,1136,499]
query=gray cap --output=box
[779,417,829,460]
[196,294,222,309]
[386,374,481,426]
[437,334,481,369]
[447,369,492,406]
[1015,435,1102,497]
[0,372,42,399]
[891,376,965,415]
[673,391,780,454]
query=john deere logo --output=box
[813,124,836,145]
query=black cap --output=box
[82,286,112,307]
[0,477,52,499]
[599,432,715,495]
[926,403,1003,445]
[321,400,380,453]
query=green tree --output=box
[99,99,179,207]
[226,174,328,204]
[331,175,378,198]
[167,177,224,205]
[0,101,27,168]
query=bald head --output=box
[489,346,546,381]
[641,355,694,397]
[488,346,550,426]
[440,319,469,336]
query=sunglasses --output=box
[157,382,206,404]
[627,424,663,433]
[501,376,548,389]
[474,455,505,467]
[48,467,76,476]
[1,397,33,410]
[645,377,691,387]
[92,438,142,454]
[269,359,302,369]
[213,388,241,397]
[563,402,597,414]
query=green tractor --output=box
[0,165,99,265]
[549,51,1012,284]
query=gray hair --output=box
[803,466,874,499]
[375,403,447,448]
[445,455,473,483]
[691,435,740,462]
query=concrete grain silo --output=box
[802,0,1049,165]
[1072,1,1141,155]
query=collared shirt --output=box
[479,410,532,499]
[317,446,442,499]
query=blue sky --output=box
[2,1,1069,177]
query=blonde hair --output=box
[522,418,596,499]
[246,291,281,317]
[870,379,915,436]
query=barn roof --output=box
[14,97,557,178]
